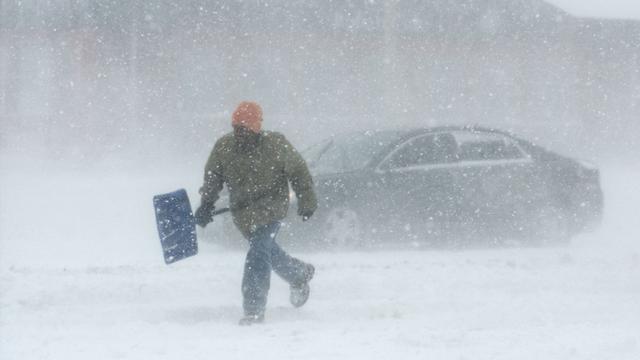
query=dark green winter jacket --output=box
[199,131,317,239]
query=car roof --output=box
[401,125,521,138]
[332,125,526,147]
[306,125,533,172]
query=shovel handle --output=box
[212,207,230,216]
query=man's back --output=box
[201,130,316,238]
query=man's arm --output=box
[196,140,225,227]
[280,135,318,219]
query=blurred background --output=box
[1,0,639,170]
[2,5,639,358]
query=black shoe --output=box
[290,264,315,308]
[238,313,264,326]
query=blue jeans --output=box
[242,222,309,316]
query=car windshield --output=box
[340,131,405,170]
[303,130,404,174]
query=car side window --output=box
[382,133,458,170]
[456,134,524,161]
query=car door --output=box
[369,132,459,237]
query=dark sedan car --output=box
[275,126,603,248]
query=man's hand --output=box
[194,203,215,228]
[299,209,314,222]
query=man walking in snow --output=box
[195,101,317,325]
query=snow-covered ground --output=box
[1,160,639,360]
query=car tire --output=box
[210,214,246,249]
[322,206,364,249]
[521,204,571,245]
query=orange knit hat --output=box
[231,101,263,133]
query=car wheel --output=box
[322,207,363,249]
[521,204,571,245]
[206,214,245,249]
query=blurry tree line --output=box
[1,0,639,164]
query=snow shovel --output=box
[153,189,229,265]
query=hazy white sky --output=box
[546,0,640,20]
